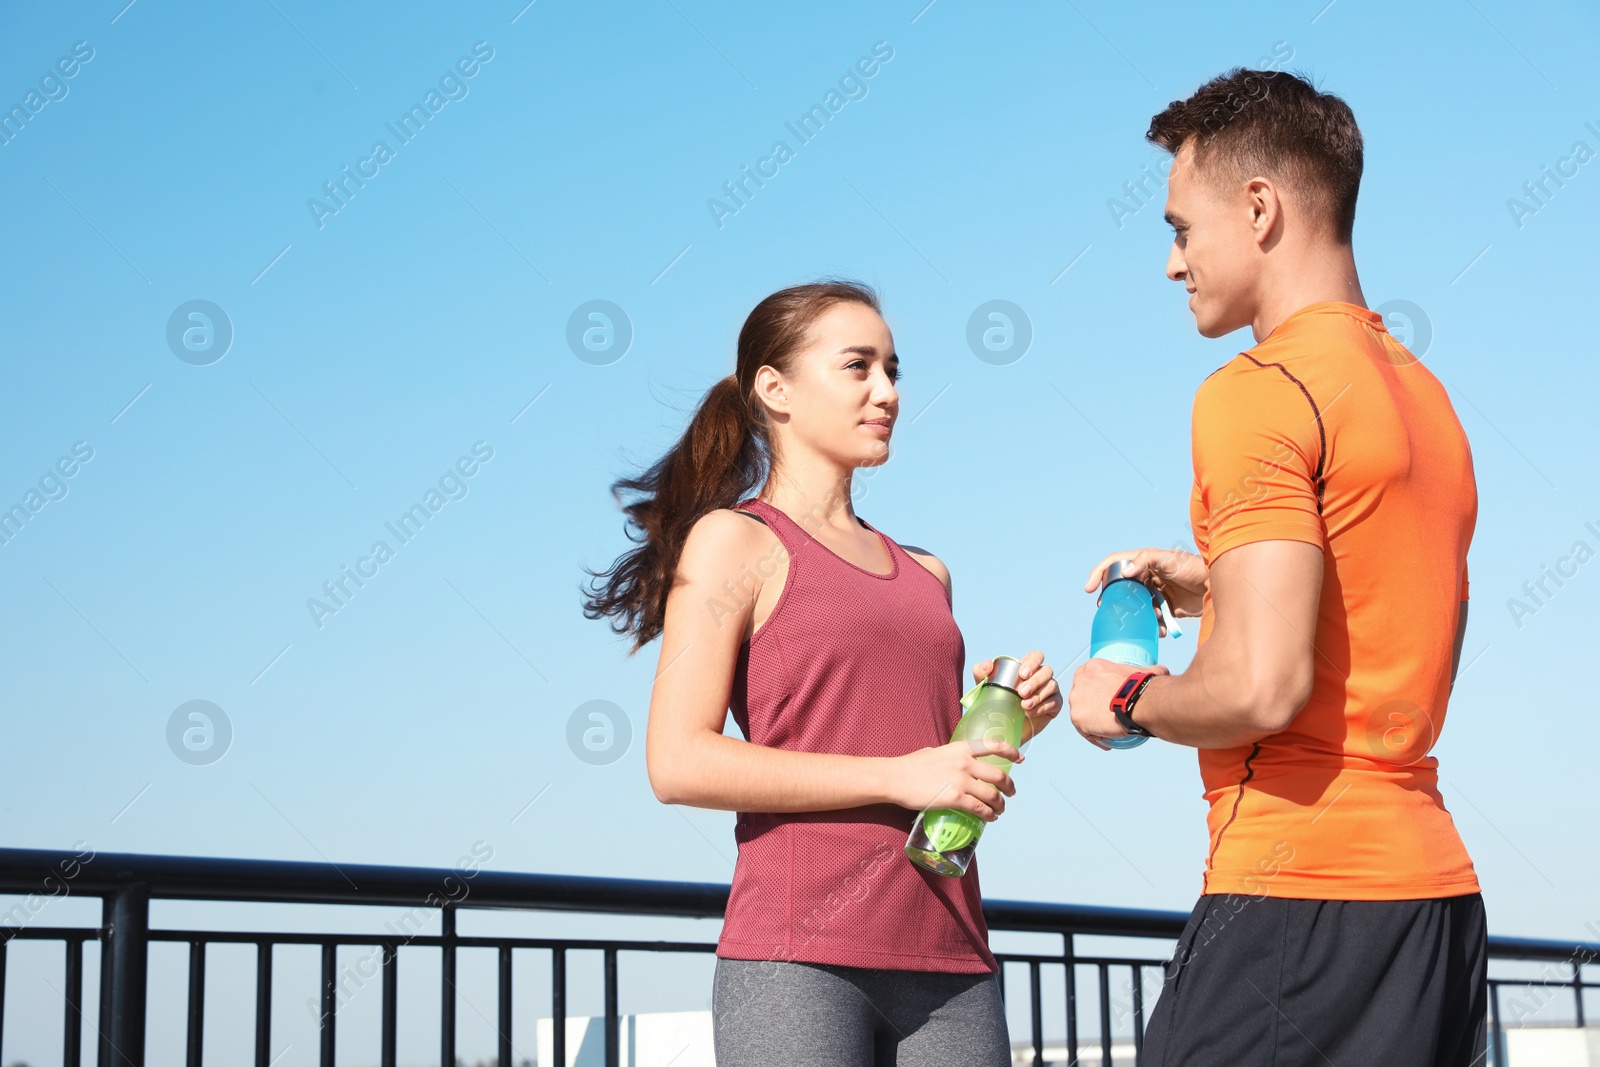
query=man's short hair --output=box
[1146,69,1363,244]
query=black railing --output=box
[0,846,1593,1067]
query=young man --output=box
[1065,69,1486,1064]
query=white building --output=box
[534,1011,1599,1066]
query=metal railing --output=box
[0,846,1593,1067]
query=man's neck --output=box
[1250,242,1366,342]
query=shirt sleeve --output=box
[1192,364,1327,562]
[1459,560,1469,601]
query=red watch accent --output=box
[1110,670,1157,737]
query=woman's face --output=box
[761,301,899,471]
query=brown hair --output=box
[1146,68,1363,243]
[582,279,881,652]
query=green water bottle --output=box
[904,655,1026,878]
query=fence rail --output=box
[0,846,1593,1067]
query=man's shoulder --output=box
[1187,350,1331,474]
[1193,347,1311,414]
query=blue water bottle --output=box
[1091,560,1178,750]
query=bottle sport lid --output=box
[1102,559,1136,587]
[985,655,1023,692]
[1097,559,1182,637]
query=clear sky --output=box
[3,0,1597,1063]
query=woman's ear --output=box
[753,364,791,416]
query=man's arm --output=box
[1072,539,1322,749]
[1066,361,1327,749]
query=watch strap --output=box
[1110,670,1157,737]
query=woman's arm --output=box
[644,510,1020,820]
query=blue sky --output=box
[3,0,1598,1062]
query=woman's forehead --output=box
[805,303,892,350]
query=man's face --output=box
[1163,141,1259,338]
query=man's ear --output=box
[753,364,790,415]
[1246,175,1281,247]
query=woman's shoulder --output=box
[679,506,782,572]
[892,539,951,597]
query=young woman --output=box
[583,280,1063,1066]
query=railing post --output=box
[104,881,150,1067]
[604,947,619,1067]
[497,945,512,1067]
[1131,964,1145,1065]
[1574,961,1586,1028]
[254,943,272,1067]
[318,943,336,1067]
[185,941,205,1067]
[96,915,112,1067]
[1099,963,1113,1067]
[381,942,397,1067]
[1029,959,1043,1067]
[64,937,83,1067]
[1064,933,1079,1067]
[552,947,567,1067]
[441,905,456,1067]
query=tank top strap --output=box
[731,497,806,554]
[734,497,904,579]
[857,515,906,562]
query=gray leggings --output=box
[712,957,1011,1066]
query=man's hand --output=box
[1069,658,1171,749]
[1084,548,1208,634]
[1073,540,1322,749]
[972,649,1063,743]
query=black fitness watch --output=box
[1110,670,1157,738]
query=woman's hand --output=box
[971,650,1063,741]
[1084,547,1209,634]
[883,739,1020,821]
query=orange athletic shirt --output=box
[1187,301,1479,901]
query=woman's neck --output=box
[758,456,859,534]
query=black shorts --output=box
[1141,892,1488,1067]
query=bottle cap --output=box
[1102,559,1136,586]
[1096,559,1183,637]
[985,655,1022,692]
[1097,559,1138,605]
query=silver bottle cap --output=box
[1102,559,1136,587]
[1098,559,1142,606]
[986,655,1022,692]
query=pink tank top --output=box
[714,497,996,973]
